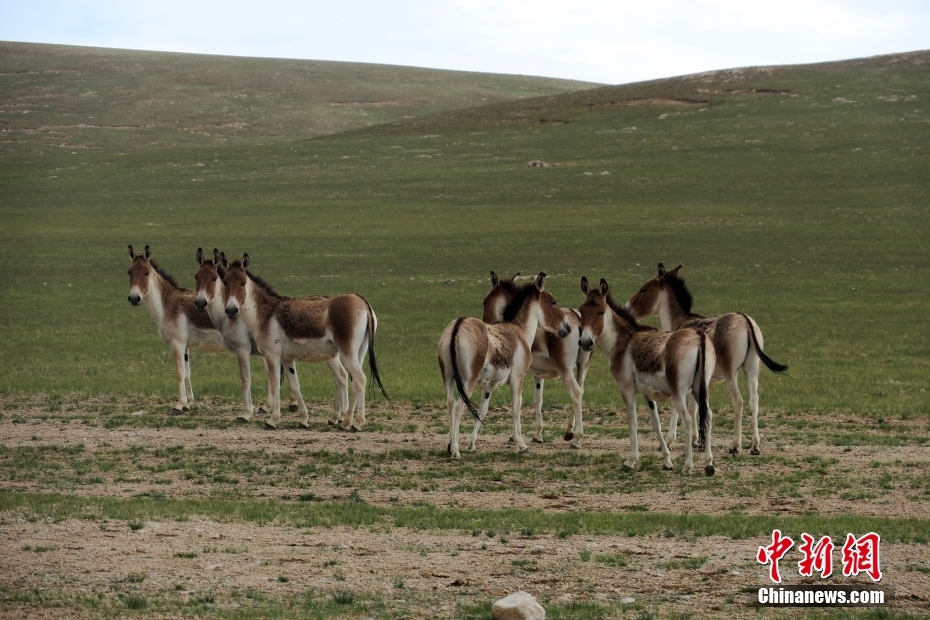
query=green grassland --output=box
[1,45,928,422]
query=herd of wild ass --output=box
[127,245,788,477]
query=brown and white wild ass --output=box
[438,273,571,460]
[193,248,309,422]
[222,254,387,430]
[467,271,591,451]
[578,277,716,475]
[127,245,225,414]
[625,264,788,455]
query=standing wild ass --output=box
[438,273,571,460]
[625,263,788,455]
[468,271,591,451]
[127,245,225,414]
[193,248,311,422]
[222,254,387,430]
[578,277,716,475]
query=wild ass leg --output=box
[678,395,696,475]
[327,357,350,427]
[264,354,283,429]
[170,343,189,415]
[466,390,493,452]
[341,353,368,432]
[447,388,467,461]
[183,349,194,408]
[560,373,585,449]
[665,401,680,448]
[744,352,762,455]
[725,373,744,454]
[647,398,673,470]
[620,389,640,470]
[282,361,310,428]
[688,397,700,447]
[532,378,545,444]
[256,357,274,414]
[510,375,529,453]
[703,403,715,475]
[235,349,253,422]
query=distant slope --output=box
[346,50,930,138]
[0,41,599,155]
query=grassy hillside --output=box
[0,41,598,154]
[1,45,928,423]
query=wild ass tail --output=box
[695,334,710,450]
[361,296,389,400]
[740,313,789,373]
[449,318,482,423]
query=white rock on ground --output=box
[492,591,545,620]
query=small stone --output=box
[493,591,545,620]
[130,410,145,416]
[621,597,635,604]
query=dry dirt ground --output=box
[1,397,929,618]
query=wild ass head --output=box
[481,270,521,323]
[127,244,153,306]
[577,276,611,352]
[624,262,685,320]
[222,253,251,320]
[501,273,571,338]
[194,248,225,312]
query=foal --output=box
[625,263,788,455]
[193,248,309,422]
[468,271,591,451]
[438,273,571,460]
[223,254,387,430]
[578,277,716,475]
[127,245,225,414]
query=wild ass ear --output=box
[128,245,136,259]
[534,272,547,291]
[242,253,250,269]
[670,264,682,276]
[143,245,151,259]
[219,252,228,269]
[657,263,666,277]
[599,279,610,296]
[490,271,499,287]
[212,249,220,266]
[196,247,204,265]
[580,276,590,295]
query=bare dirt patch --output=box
[2,397,928,617]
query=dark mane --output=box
[606,292,655,331]
[663,271,695,315]
[149,259,189,293]
[496,277,521,297]
[228,260,286,299]
[501,281,539,322]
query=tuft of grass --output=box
[331,590,355,605]
[122,594,147,610]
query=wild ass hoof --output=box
[750,447,761,456]
[466,443,477,453]
[170,407,184,416]
[298,421,310,430]
[264,421,277,430]
[255,405,270,414]
[662,460,674,471]
[621,461,637,471]
[348,423,362,433]
[451,452,462,461]
[569,442,581,450]
[705,465,716,477]
[288,404,299,413]
[728,446,740,455]
[327,418,340,427]
[532,437,544,444]
[518,446,531,454]
[563,431,574,441]
[235,415,251,423]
